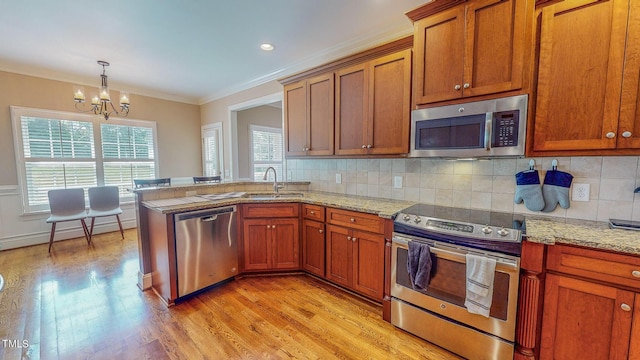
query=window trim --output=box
[249,124,284,182]
[201,122,224,178]
[11,106,159,214]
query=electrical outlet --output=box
[336,173,342,184]
[394,176,403,189]
[186,190,197,197]
[572,183,590,202]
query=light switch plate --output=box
[394,176,403,189]
[336,173,342,184]
[572,183,590,202]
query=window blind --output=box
[250,126,283,181]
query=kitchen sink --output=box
[243,192,304,200]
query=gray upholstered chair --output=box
[87,186,124,240]
[46,188,90,252]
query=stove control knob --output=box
[481,225,492,234]
[413,217,422,224]
[403,215,411,222]
[498,227,509,237]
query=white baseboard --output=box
[137,271,152,290]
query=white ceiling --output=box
[0,0,429,105]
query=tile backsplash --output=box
[286,156,640,222]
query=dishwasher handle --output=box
[174,205,237,222]
[201,215,218,222]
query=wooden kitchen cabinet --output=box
[242,204,300,271]
[335,49,411,155]
[283,73,334,156]
[537,245,640,360]
[531,0,640,154]
[325,207,386,301]
[302,204,326,277]
[408,0,529,106]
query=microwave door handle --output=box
[484,113,492,151]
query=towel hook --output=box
[551,159,558,171]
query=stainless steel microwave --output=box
[410,95,528,158]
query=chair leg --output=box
[115,215,124,239]
[89,217,96,239]
[48,222,56,253]
[80,219,91,245]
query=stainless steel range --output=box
[391,205,524,360]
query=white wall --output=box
[288,156,640,222]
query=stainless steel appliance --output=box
[410,94,528,158]
[174,205,238,297]
[391,205,524,360]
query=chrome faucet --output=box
[263,167,283,193]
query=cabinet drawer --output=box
[302,204,325,221]
[326,207,384,234]
[547,245,640,290]
[243,203,299,218]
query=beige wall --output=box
[200,80,282,179]
[237,105,283,179]
[0,70,202,185]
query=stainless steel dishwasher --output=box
[174,205,238,298]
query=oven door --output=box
[391,233,520,342]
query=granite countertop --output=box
[526,218,640,256]
[142,190,416,219]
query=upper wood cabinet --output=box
[283,73,334,156]
[410,0,529,106]
[335,49,411,155]
[531,0,640,154]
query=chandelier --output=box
[73,60,130,121]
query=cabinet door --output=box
[368,49,411,155]
[243,218,272,270]
[630,295,640,359]
[307,73,335,155]
[335,63,368,155]
[271,218,300,270]
[540,273,635,360]
[618,0,640,149]
[326,224,353,287]
[533,0,629,151]
[412,6,465,105]
[463,0,525,97]
[302,219,325,277]
[352,229,385,300]
[284,81,308,156]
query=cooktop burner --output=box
[393,205,525,256]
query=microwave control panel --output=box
[492,110,520,147]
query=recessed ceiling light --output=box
[260,43,274,51]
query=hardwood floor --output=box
[0,230,461,360]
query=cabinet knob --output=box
[350,218,355,222]
[352,237,357,242]
[463,83,470,89]
[606,132,616,139]
[319,229,323,234]
[361,145,367,149]
[347,236,352,241]
[621,303,632,312]
[454,84,461,90]
[622,131,632,138]
[366,144,372,148]
[272,225,276,229]
[632,270,640,278]
[267,225,271,229]
[310,211,315,215]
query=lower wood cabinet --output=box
[326,223,385,301]
[302,219,325,277]
[241,204,300,272]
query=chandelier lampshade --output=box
[73,60,130,120]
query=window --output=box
[11,107,158,212]
[249,125,283,181]
[202,123,224,177]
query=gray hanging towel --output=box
[407,241,432,290]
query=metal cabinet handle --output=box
[621,303,632,312]
[267,225,271,229]
[632,270,640,278]
[272,225,276,229]
[463,83,470,89]
[366,144,372,148]
[319,229,324,234]
[361,145,367,149]
[347,236,352,241]
[352,237,357,242]
[310,211,315,215]
[606,132,616,139]
[454,84,461,90]
[350,218,355,222]
[622,131,632,138]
